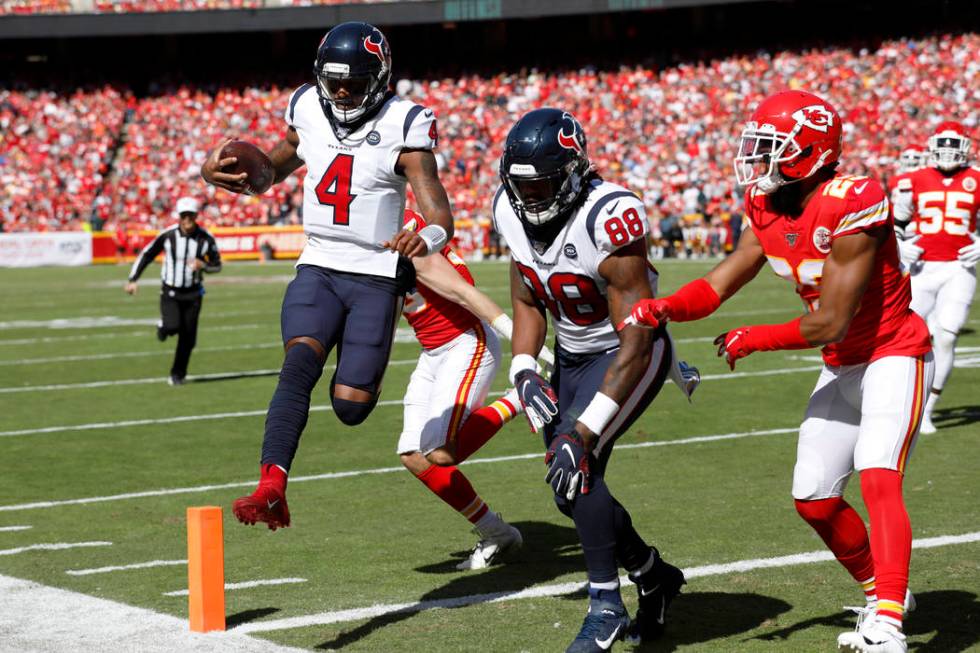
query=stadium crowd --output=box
[0,0,411,15]
[1,32,977,258]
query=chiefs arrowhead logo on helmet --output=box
[792,104,834,133]
[557,113,584,155]
[363,32,386,65]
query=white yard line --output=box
[0,363,819,429]
[0,359,423,395]
[0,323,266,346]
[163,578,307,597]
[66,559,187,576]
[0,427,799,512]
[0,369,284,394]
[0,525,32,532]
[0,541,112,556]
[0,574,307,653]
[236,530,980,633]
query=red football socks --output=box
[416,464,489,524]
[861,468,911,629]
[454,395,519,463]
[795,497,875,586]
[259,463,288,494]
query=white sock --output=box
[923,389,940,419]
[474,510,503,535]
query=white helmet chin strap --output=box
[330,102,367,123]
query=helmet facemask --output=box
[316,62,387,124]
[504,158,586,226]
[898,149,925,174]
[928,132,971,171]
[734,122,805,194]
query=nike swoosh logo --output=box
[423,109,433,118]
[561,443,576,466]
[596,623,621,649]
[639,583,660,597]
[267,499,279,510]
[854,181,869,194]
[605,200,620,215]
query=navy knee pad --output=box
[332,397,377,426]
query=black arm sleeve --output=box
[127,232,166,282]
[203,234,222,274]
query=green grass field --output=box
[1,259,977,652]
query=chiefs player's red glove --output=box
[714,317,810,370]
[618,278,721,331]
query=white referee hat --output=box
[175,197,200,215]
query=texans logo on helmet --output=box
[363,33,386,64]
[557,113,584,155]
[792,105,834,133]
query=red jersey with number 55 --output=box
[744,174,930,366]
[402,210,479,350]
[900,166,980,261]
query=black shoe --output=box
[566,598,630,652]
[626,551,685,643]
[168,374,185,386]
[156,327,167,342]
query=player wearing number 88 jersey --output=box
[495,108,697,651]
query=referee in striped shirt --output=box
[125,197,222,385]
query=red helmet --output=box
[734,90,843,193]
[928,120,972,171]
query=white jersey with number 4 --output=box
[493,179,656,354]
[285,86,437,278]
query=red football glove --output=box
[714,327,755,370]
[619,298,670,330]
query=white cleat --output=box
[918,413,937,435]
[837,608,907,653]
[456,519,523,570]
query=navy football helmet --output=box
[500,108,591,236]
[314,22,392,125]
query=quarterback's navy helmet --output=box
[500,108,591,233]
[314,22,392,125]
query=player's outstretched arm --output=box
[412,253,511,336]
[624,227,767,329]
[574,241,654,449]
[124,232,166,294]
[713,225,886,370]
[387,150,455,258]
[799,225,885,345]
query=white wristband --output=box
[577,392,620,435]
[509,353,538,384]
[418,224,448,256]
[490,314,513,340]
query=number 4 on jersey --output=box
[315,154,357,225]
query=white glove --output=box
[897,234,924,270]
[957,233,980,268]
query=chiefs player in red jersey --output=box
[624,91,932,653]
[398,209,553,570]
[892,122,980,435]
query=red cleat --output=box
[232,464,290,531]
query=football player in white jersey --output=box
[495,109,698,652]
[200,22,455,530]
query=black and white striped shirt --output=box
[128,225,222,289]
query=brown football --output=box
[220,140,274,195]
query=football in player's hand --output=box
[219,140,274,195]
